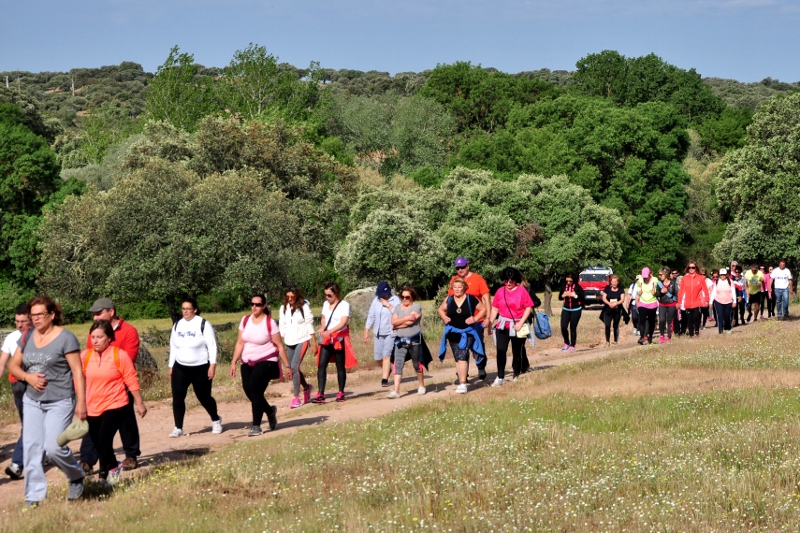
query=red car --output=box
[579,266,613,304]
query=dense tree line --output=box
[1,46,798,324]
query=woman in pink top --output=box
[489,267,533,386]
[760,265,772,318]
[710,268,736,334]
[229,294,292,436]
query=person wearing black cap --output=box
[364,281,401,387]
[447,257,490,382]
[78,298,142,473]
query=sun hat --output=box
[454,257,469,268]
[57,418,89,447]
[375,281,392,298]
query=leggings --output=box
[603,309,621,342]
[768,292,776,317]
[241,360,278,426]
[701,306,709,327]
[685,307,702,336]
[318,344,346,394]
[736,298,746,323]
[658,306,677,338]
[171,362,219,429]
[638,307,657,340]
[87,405,126,479]
[560,309,582,346]
[285,342,310,396]
[495,328,526,379]
[714,301,733,333]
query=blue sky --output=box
[3,0,798,82]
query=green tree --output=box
[145,46,218,131]
[714,92,800,265]
[220,43,321,122]
[335,208,446,291]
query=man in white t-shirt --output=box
[0,304,31,480]
[772,260,794,319]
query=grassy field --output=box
[4,310,800,530]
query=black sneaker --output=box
[381,379,389,387]
[5,463,23,480]
[267,406,278,431]
[478,369,487,381]
[637,337,646,345]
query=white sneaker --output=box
[168,427,183,438]
[417,386,426,395]
[455,383,468,394]
[387,391,400,399]
[212,419,223,434]
[491,377,506,387]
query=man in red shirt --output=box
[79,298,142,472]
[447,257,491,381]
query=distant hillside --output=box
[2,62,797,132]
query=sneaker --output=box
[637,337,646,345]
[478,369,487,381]
[511,375,519,382]
[67,477,85,500]
[604,342,610,348]
[290,397,302,409]
[336,392,346,403]
[168,427,183,438]
[311,393,326,404]
[267,406,278,431]
[303,385,313,404]
[633,329,640,336]
[5,462,23,480]
[23,500,39,510]
[417,386,426,395]
[122,457,137,470]
[381,379,389,387]
[247,425,263,437]
[666,336,672,343]
[108,462,124,485]
[97,479,112,491]
[659,335,665,344]
[455,383,468,394]
[561,344,570,351]
[491,377,506,387]
[725,330,732,335]
[211,418,223,434]
[387,390,400,399]
[568,346,575,352]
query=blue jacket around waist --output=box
[439,324,485,365]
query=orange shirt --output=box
[448,272,490,319]
[82,347,140,417]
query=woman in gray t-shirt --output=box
[9,296,87,506]
[387,286,425,398]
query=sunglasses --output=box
[455,266,468,272]
[251,302,264,307]
[688,266,697,270]
[401,295,412,300]
[324,293,334,298]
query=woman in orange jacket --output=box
[677,261,710,338]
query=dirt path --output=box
[0,313,770,507]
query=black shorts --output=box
[748,293,762,306]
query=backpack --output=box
[533,312,552,339]
[174,318,206,333]
[82,347,121,375]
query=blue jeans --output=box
[775,288,789,317]
[11,382,25,466]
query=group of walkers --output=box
[0,256,794,508]
[614,260,794,347]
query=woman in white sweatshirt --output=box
[168,297,221,437]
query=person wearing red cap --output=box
[447,257,490,382]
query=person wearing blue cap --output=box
[364,281,401,387]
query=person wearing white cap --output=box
[710,268,736,334]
